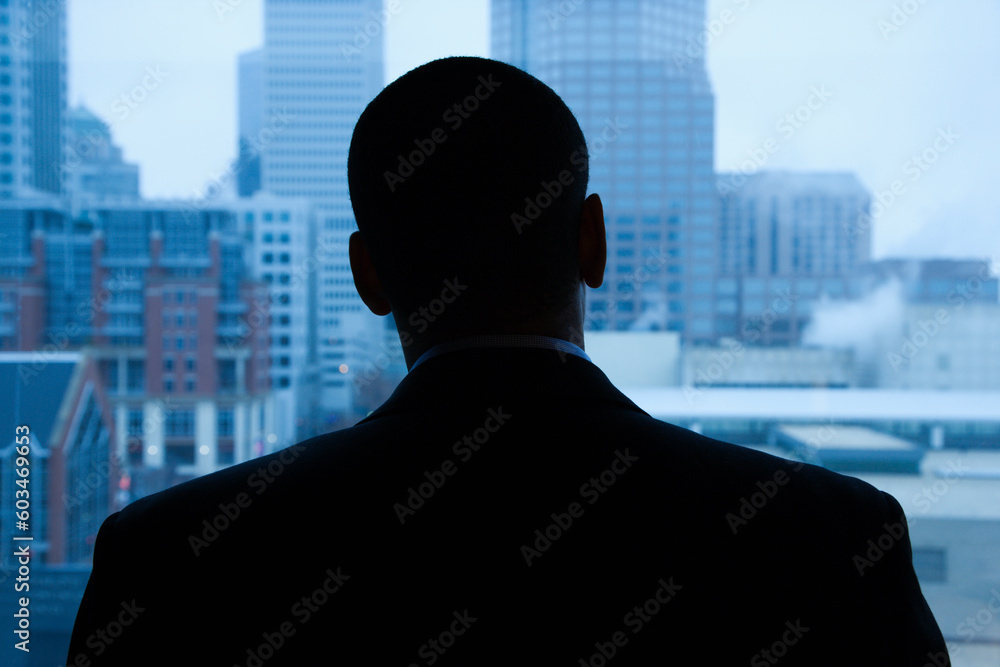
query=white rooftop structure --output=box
[623,387,1000,423]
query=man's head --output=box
[347,56,605,356]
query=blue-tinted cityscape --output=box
[1,1,998,664]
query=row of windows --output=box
[252,232,293,244]
[162,376,199,395]
[261,252,291,264]
[163,356,197,372]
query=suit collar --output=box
[357,346,646,425]
[409,333,591,371]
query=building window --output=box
[218,409,234,437]
[165,410,195,437]
[127,409,143,436]
[219,359,237,392]
[126,360,144,393]
[164,357,174,372]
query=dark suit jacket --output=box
[67,347,948,665]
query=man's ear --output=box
[579,193,606,288]
[349,231,392,316]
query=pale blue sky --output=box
[69,0,1000,260]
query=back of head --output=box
[348,56,589,335]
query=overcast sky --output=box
[68,0,1000,261]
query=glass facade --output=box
[492,0,716,339]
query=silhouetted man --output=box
[68,56,948,666]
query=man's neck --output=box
[400,322,586,370]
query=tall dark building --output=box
[0,0,66,197]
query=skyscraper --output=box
[492,0,717,340]
[260,0,385,426]
[0,0,67,198]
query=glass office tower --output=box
[261,0,385,427]
[492,0,717,340]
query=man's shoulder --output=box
[110,428,367,544]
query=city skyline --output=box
[66,0,1000,261]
